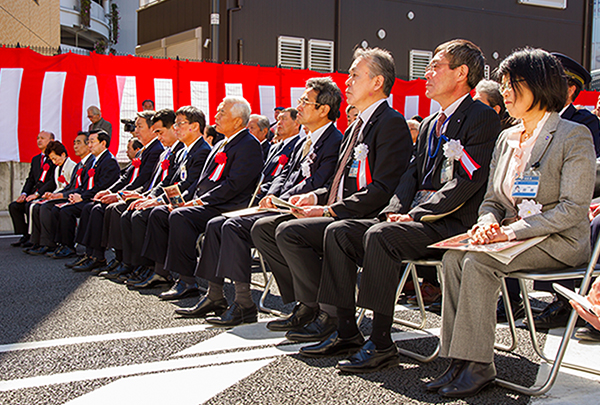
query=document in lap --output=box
[222,196,300,218]
[164,185,185,208]
[429,233,548,265]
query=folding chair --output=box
[494,236,600,395]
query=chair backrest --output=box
[248,173,265,208]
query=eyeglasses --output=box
[297,98,321,108]
[173,120,189,128]
[500,79,525,93]
[425,61,451,72]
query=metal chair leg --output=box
[393,263,428,330]
[496,279,519,352]
[258,272,283,316]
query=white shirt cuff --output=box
[502,226,517,241]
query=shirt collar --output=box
[358,98,387,127]
[439,93,469,118]
[281,133,300,148]
[80,153,93,165]
[185,135,203,152]
[307,122,332,146]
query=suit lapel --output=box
[528,113,558,168]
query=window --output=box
[409,50,433,80]
[308,39,334,73]
[278,36,305,69]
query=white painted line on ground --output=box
[0,234,19,239]
[0,344,304,392]
[0,324,212,353]
[64,359,274,405]
[175,320,287,357]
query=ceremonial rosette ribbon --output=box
[161,159,170,181]
[129,158,142,184]
[442,139,480,179]
[353,143,372,189]
[301,160,311,178]
[75,167,83,187]
[271,154,289,177]
[39,163,50,182]
[517,199,542,219]
[58,174,67,185]
[87,168,96,189]
[209,152,227,181]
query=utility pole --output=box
[211,0,220,62]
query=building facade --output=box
[0,0,61,48]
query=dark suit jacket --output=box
[561,103,600,157]
[186,129,263,212]
[261,139,271,162]
[109,137,164,193]
[269,124,343,201]
[257,135,302,200]
[142,141,185,195]
[22,153,57,196]
[314,102,413,219]
[382,95,501,229]
[80,151,121,200]
[61,154,96,197]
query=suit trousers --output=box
[58,201,89,248]
[354,220,459,317]
[105,201,131,250]
[29,202,43,245]
[9,200,30,236]
[81,202,107,251]
[75,202,95,245]
[253,215,335,305]
[39,199,65,247]
[195,212,279,284]
[121,207,153,267]
[251,213,300,304]
[441,247,565,364]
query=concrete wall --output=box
[0,161,32,233]
[0,0,61,48]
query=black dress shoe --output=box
[52,246,76,259]
[206,302,258,326]
[27,245,50,256]
[159,280,199,300]
[336,340,399,373]
[266,303,318,332]
[496,297,525,323]
[73,257,106,272]
[117,265,145,283]
[438,361,496,398]
[100,263,133,279]
[23,244,39,254]
[92,259,120,275]
[22,241,34,248]
[530,298,583,329]
[176,296,229,318]
[575,323,600,342]
[299,331,365,358]
[425,359,466,392]
[11,235,29,247]
[285,311,337,343]
[131,271,171,289]
[65,254,87,268]
[124,266,152,285]
[46,247,60,257]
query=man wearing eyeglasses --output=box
[87,106,112,138]
[252,47,413,342]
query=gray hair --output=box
[352,48,396,96]
[224,96,252,126]
[250,114,270,131]
[87,106,101,116]
[475,79,505,115]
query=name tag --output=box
[180,166,187,181]
[512,172,539,198]
[348,160,359,178]
[440,159,453,184]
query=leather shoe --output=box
[408,281,442,305]
[299,331,364,358]
[175,295,228,318]
[285,311,337,343]
[24,245,42,255]
[131,271,171,289]
[65,254,87,268]
[52,245,76,259]
[92,258,120,275]
[425,359,466,392]
[73,257,106,272]
[118,265,147,283]
[11,235,29,247]
[336,340,399,373]
[100,263,133,279]
[46,247,61,257]
[530,298,583,329]
[206,302,258,326]
[496,297,525,323]
[575,323,600,342]
[438,361,496,397]
[266,303,318,332]
[159,279,199,300]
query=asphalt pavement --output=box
[0,234,598,405]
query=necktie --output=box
[436,112,447,138]
[301,138,312,160]
[327,117,363,205]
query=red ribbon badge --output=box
[161,159,170,181]
[132,158,141,168]
[75,167,83,188]
[209,152,228,181]
[215,152,227,165]
[271,154,289,176]
[58,175,67,184]
[39,163,51,182]
[130,158,141,184]
[87,168,96,189]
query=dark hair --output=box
[152,108,176,129]
[205,125,224,145]
[475,79,506,115]
[96,130,111,148]
[567,77,582,101]
[176,105,206,133]
[45,140,68,157]
[142,99,155,108]
[435,39,485,89]
[306,77,343,121]
[283,107,298,120]
[352,47,396,96]
[129,138,143,150]
[410,115,423,122]
[496,48,568,113]
[136,110,155,128]
[76,130,89,141]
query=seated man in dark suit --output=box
[252,47,413,339]
[299,40,501,374]
[54,131,121,258]
[141,97,264,302]
[177,87,343,325]
[10,130,56,247]
[248,114,272,161]
[72,111,164,271]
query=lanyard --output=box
[427,115,451,159]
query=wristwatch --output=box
[323,206,332,217]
